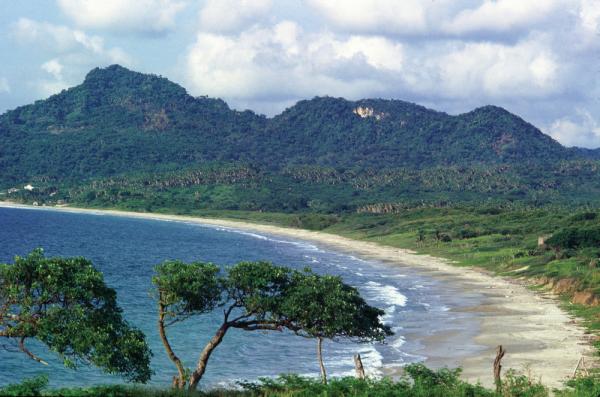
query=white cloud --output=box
[579,0,600,31]
[306,0,440,35]
[12,18,134,98]
[0,78,10,94]
[41,59,64,80]
[199,0,272,34]
[548,110,600,148]
[185,19,565,109]
[38,59,69,97]
[443,0,564,36]
[427,38,561,99]
[57,0,187,35]
[185,21,404,105]
[308,0,575,40]
[12,18,132,65]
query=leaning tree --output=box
[0,249,152,383]
[154,260,297,390]
[282,270,393,384]
[153,260,391,391]
[153,260,222,388]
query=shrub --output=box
[547,226,600,249]
[458,229,478,239]
[0,375,48,396]
[569,212,598,222]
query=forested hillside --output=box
[2,65,600,211]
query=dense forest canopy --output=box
[2,65,600,211]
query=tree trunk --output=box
[354,353,365,380]
[158,301,186,388]
[493,345,505,391]
[188,324,229,391]
[317,337,327,384]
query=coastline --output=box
[0,202,593,388]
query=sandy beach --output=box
[0,202,594,388]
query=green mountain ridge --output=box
[2,65,600,210]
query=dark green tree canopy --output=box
[0,249,152,383]
[283,270,393,342]
[153,260,296,333]
[152,260,221,323]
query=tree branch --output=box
[19,337,48,365]
[223,304,237,323]
[239,324,282,331]
[227,310,256,325]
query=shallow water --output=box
[0,206,483,388]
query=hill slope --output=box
[1,65,599,211]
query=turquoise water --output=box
[0,206,481,388]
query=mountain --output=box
[1,65,599,211]
[264,98,569,168]
[0,65,266,184]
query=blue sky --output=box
[0,0,599,147]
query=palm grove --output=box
[0,249,391,391]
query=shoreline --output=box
[0,202,593,388]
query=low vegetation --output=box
[3,365,600,396]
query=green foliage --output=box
[546,226,600,249]
[498,370,547,397]
[153,260,220,320]
[224,261,294,316]
[4,367,600,396]
[557,376,600,397]
[0,375,48,396]
[283,270,392,341]
[242,365,497,396]
[0,249,152,383]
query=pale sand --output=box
[0,202,594,388]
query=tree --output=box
[153,260,297,391]
[0,249,152,383]
[153,260,221,388]
[153,260,392,391]
[282,270,393,384]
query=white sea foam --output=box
[346,255,367,263]
[363,281,407,307]
[206,225,322,252]
[391,335,406,351]
[381,305,396,322]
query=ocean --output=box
[0,206,483,388]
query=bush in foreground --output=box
[7,364,595,397]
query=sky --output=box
[0,0,599,148]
